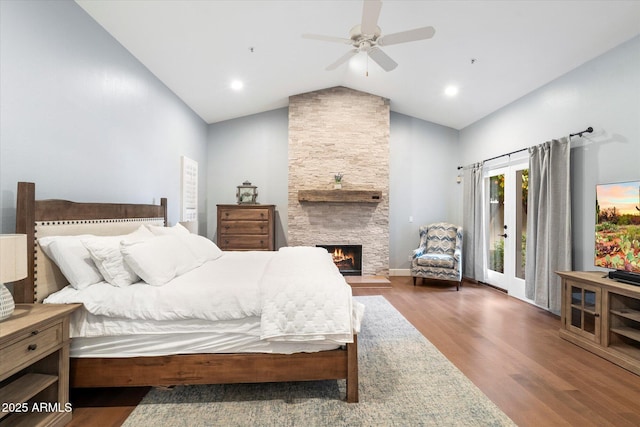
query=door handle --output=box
[498,233,508,238]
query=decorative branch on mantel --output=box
[297,190,382,203]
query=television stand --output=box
[557,271,640,376]
[608,270,640,286]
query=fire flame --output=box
[332,248,354,263]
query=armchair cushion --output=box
[416,253,455,269]
[425,223,458,255]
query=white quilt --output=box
[44,247,363,344]
[260,247,358,343]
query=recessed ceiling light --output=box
[444,85,459,97]
[230,80,244,91]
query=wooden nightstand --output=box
[0,303,80,427]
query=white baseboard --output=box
[389,269,411,276]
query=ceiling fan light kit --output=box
[302,0,435,72]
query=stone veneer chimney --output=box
[288,87,390,275]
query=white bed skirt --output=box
[69,310,342,358]
[70,331,341,358]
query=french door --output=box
[483,157,528,299]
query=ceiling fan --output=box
[302,0,435,72]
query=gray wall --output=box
[0,0,208,232]
[389,113,460,271]
[206,108,289,246]
[459,35,640,271]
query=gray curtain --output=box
[462,163,485,282]
[525,137,572,313]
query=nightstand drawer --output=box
[219,208,271,221]
[219,220,270,235]
[1,322,62,377]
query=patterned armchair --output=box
[411,222,463,290]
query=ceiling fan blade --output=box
[302,33,353,44]
[361,0,382,35]
[326,49,359,70]
[378,26,435,46]
[367,47,397,71]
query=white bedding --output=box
[260,246,356,343]
[45,247,364,347]
[45,251,271,321]
[69,317,343,357]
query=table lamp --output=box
[0,234,28,321]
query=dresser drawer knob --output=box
[28,344,38,351]
[31,330,39,336]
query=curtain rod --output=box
[456,126,593,170]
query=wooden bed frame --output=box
[14,182,358,403]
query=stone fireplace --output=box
[288,87,389,275]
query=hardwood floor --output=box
[67,277,640,426]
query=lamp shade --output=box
[0,234,28,283]
[0,234,26,321]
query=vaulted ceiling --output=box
[76,0,640,130]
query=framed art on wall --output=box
[181,156,198,222]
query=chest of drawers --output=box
[217,204,275,251]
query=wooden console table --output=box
[557,271,640,375]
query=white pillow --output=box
[146,223,190,236]
[121,235,202,286]
[38,235,103,289]
[81,226,154,288]
[181,234,223,263]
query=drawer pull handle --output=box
[224,225,230,230]
[225,212,229,217]
[28,344,38,351]
[225,240,230,244]
[31,330,39,336]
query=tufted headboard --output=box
[14,182,167,303]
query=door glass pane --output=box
[571,286,582,305]
[515,169,528,279]
[571,307,582,328]
[584,290,596,311]
[584,312,596,334]
[488,174,505,273]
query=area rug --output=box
[122,296,515,426]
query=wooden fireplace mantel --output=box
[297,190,382,203]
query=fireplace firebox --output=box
[317,244,362,276]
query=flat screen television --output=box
[595,180,640,285]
